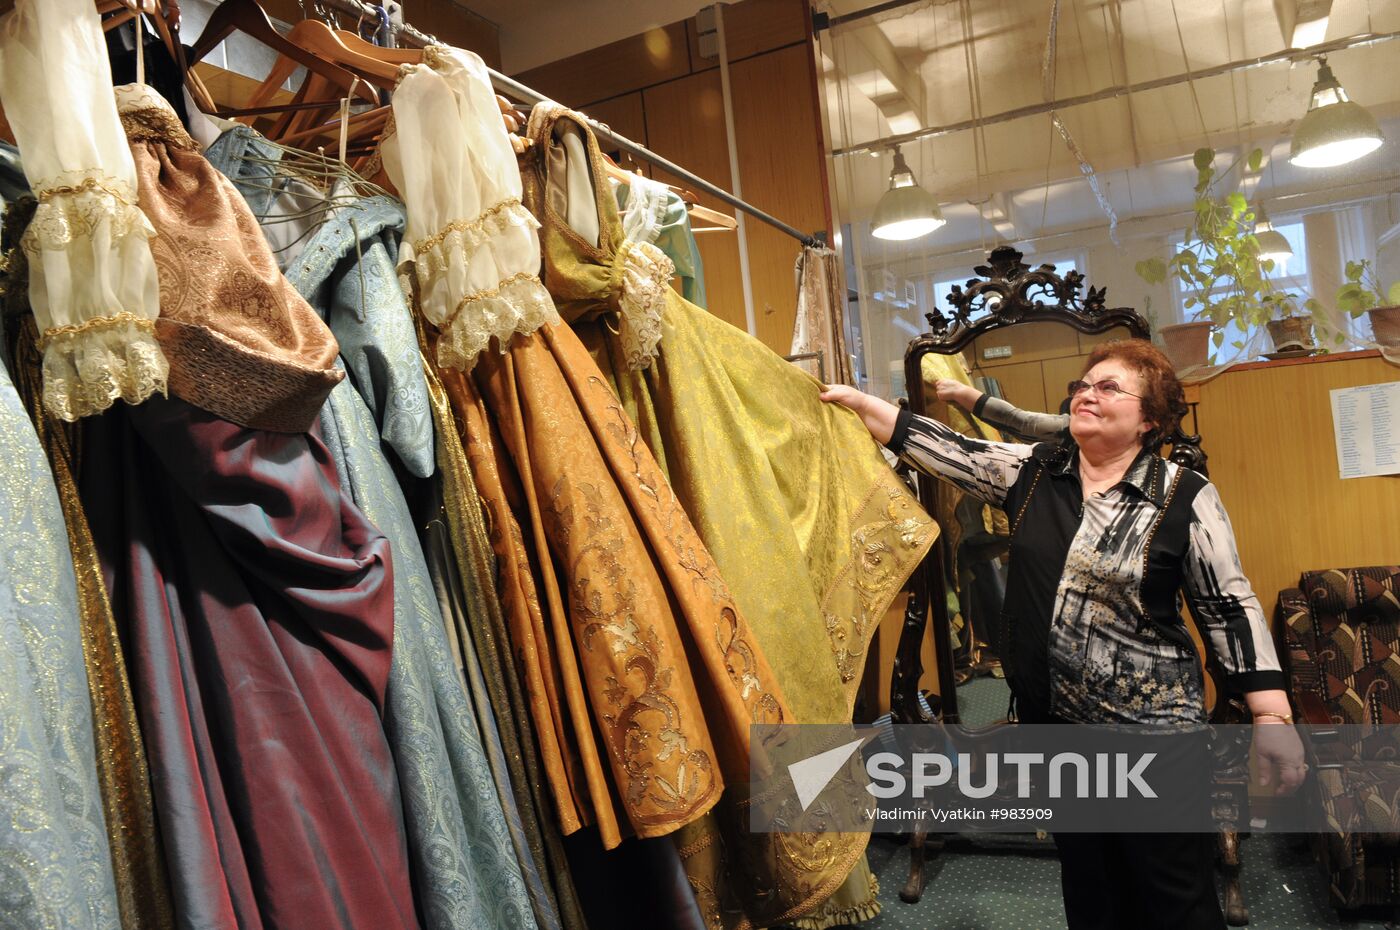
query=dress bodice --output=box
[521,103,672,371]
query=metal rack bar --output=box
[312,0,821,247]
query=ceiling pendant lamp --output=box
[1288,57,1384,168]
[871,146,945,241]
[1254,206,1293,270]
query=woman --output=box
[821,339,1305,929]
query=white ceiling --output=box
[820,0,1400,257]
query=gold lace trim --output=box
[823,476,939,705]
[120,106,198,150]
[413,198,524,258]
[38,311,155,350]
[36,176,137,206]
[443,271,539,327]
[611,238,671,371]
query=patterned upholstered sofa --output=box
[1278,566,1400,916]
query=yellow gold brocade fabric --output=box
[522,104,940,930]
[405,273,790,854]
[919,354,1010,577]
[7,314,174,930]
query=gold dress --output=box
[521,103,940,929]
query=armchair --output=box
[1278,566,1400,918]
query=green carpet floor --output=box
[857,679,1391,929]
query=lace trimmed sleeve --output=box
[382,47,559,371]
[0,0,167,421]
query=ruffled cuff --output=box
[404,197,540,293]
[24,175,155,252]
[39,313,169,421]
[433,271,559,371]
[611,238,673,371]
[402,198,564,370]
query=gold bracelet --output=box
[1253,711,1294,724]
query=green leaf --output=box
[1194,148,1214,171]
[1247,148,1264,173]
[1134,257,1167,284]
[1235,316,1248,332]
[1212,330,1225,348]
[1227,192,1248,218]
[1184,296,1198,309]
[1232,340,1245,349]
[1388,281,1400,306]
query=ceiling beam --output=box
[1273,0,1333,49]
[821,1,927,135]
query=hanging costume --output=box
[521,103,939,929]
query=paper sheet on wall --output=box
[1330,382,1400,479]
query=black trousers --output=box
[1054,831,1224,930]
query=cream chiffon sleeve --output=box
[0,0,167,420]
[381,46,558,371]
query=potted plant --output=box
[1335,259,1400,347]
[1135,147,1320,367]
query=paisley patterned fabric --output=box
[205,125,434,478]
[0,326,123,930]
[523,103,939,929]
[118,85,343,432]
[3,182,174,930]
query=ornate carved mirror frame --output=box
[892,246,1207,727]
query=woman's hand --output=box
[934,378,982,411]
[1253,719,1308,796]
[819,384,901,446]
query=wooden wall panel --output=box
[1041,354,1087,410]
[643,70,747,332]
[1195,353,1400,617]
[731,44,828,351]
[979,360,1048,414]
[582,93,649,159]
[686,0,810,68]
[968,322,1081,369]
[514,23,691,107]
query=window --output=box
[927,252,1088,323]
[1171,220,1310,350]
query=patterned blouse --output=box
[887,408,1285,724]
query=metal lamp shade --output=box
[1289,62,1384,168]
[871,182,945,241]
[1255,227,1293,266]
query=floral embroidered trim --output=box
[822,476,938,702]
[37,311,154,350]
[39,313,169,421]
[412,198,525,258]
[22,179,156,254]
[432,272,561,371]
[120,106,198,150]
[610,238,672,371]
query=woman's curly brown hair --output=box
[1082,338,1184,450]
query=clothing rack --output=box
[310,0,823,248]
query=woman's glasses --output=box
[1067,379,1143,401]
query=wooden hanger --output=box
[189,0,369,98]
[602,153,738,232]
[333,27,421,66]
